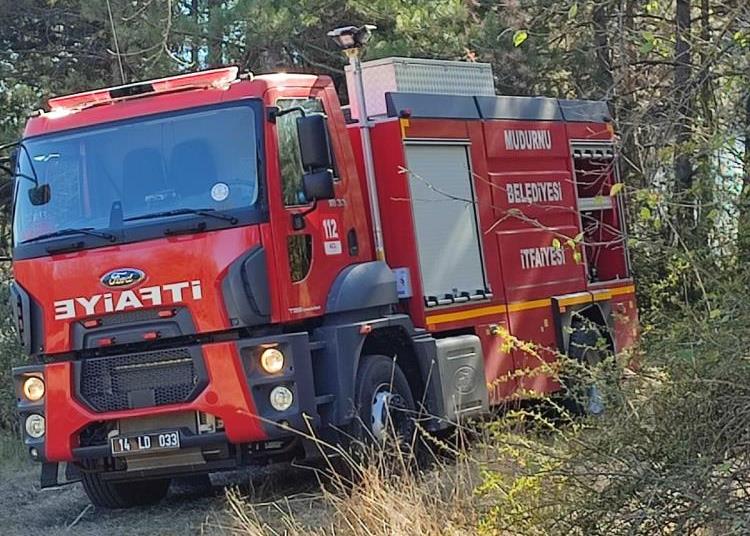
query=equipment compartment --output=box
[571,142,630,283]
[404,142,489,306]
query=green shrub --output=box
[477,268,750,535]
[0,277,26,436]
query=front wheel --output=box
[81,472,170,509]
[350,354,417,455]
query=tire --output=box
[349,354,417,456]
[82,472,170,509]
[562,323,613,417]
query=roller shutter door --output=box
[404,143,487,302]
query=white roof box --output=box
[345,57,494,119]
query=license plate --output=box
[110,431,180,457]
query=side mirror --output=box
[303,169,335,201]
[28,184,51,206]
[296,114,333,170]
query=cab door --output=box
[266,84,370,323]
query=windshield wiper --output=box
[123,208,238,225]
[22,227,117,244]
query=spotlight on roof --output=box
[327,25,376,53]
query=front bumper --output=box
[15,332,319,463]
[72,430,230,460]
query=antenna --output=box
[105,0,126,84]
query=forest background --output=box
[1,1,749,533]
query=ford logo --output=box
[101,268,146,289]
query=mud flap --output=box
[40,462,58,488]
[65,462,83,483]
[40,462,83,489]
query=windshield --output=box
[13,102,262,247]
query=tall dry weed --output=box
[221,431,482,536]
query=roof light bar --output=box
[47,66,240,112]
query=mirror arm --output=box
[0,141,40,186]
[1,167,38,186]
[0,140,38,185]
[291,198,319,231]
[268,105,307,123]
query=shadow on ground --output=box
[0,459,324,535]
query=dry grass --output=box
[218,431,484,536]
[211,284,750,536]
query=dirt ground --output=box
[0,458,326,535]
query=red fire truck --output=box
[8,32,637,508]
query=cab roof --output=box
[24,67,328,138]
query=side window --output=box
[287,234,313,282]
[276,98,337,206]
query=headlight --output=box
[22,376,45,402]
[25,414,45,438]
[269,386,294,412]
[260,348,285,374]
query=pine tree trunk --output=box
[206,0,223,67]
[738,92,750,261]
[616,0,639,188]
[674,0,695,240]
[695,0,713,247]
[592,1,614,98]
[191,0,199,67]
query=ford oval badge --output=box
[101,268,146,289]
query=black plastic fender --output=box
[311,314,448,431]
[221,246,271,327]
[326,261,398,314]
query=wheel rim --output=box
[581,347,605,415]
[586,384,605,415]
[370,386,406,442]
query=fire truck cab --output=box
[9,57,637,508]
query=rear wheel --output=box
[563,322,614,416]
[82,472,170,509]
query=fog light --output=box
[260,348,285,374]
[25,414,45,438]
[22,376,45,402]
[29,447,39,460]
[269,386,294,412]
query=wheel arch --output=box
[360,325,426,408]
[556,300,616,355]
[312,314,440,430]
[326,261,398,314]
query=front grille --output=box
[93,308,180,327]
[78,348,200,412]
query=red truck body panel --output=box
[367,112,635,403]
[14,226,265,354]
